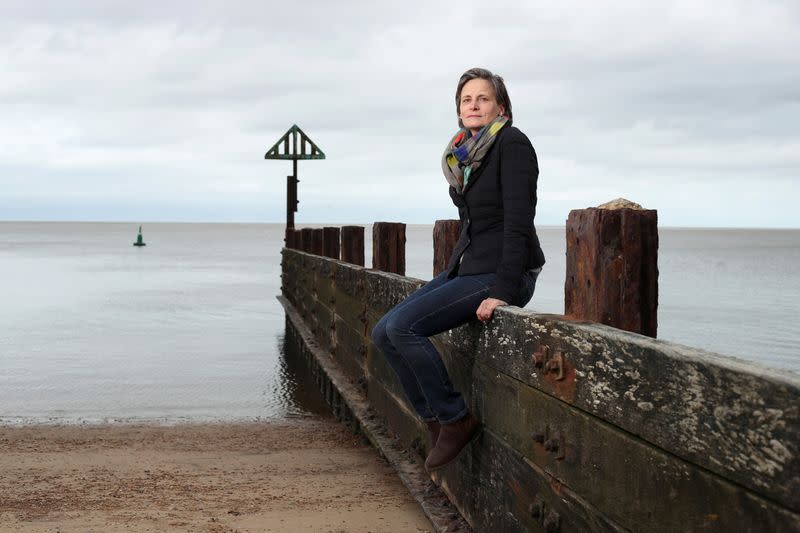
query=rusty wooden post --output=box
[432,219,460,277]
[300,228,313,252]
[341,226,365,266]
[565,198,658,337]
[285,228,296,249]
[322,227,341,259]
[311,228,324,256]
[372,222,406,275]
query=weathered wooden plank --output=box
[365,376,432,460]
[291,252,316,326]
[332,316,367,384]
[332,260,367,300]
[314,301,335,353]
[285,250,312,310]
[335,292,366,335]
[280,249,293,299]
[471,364,800,532]
[448,306,800,512]
[363,368,629,532]
[312,258,336,312]
[333,265,366,330]
[436,425,626,532]
[364,268,423,315]
[281,250,800,525]
[429,337,477,407]
[364,341,417,415]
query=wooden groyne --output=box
[279,215,799,532]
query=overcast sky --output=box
[1,1,798,227]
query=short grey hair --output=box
[455,67,513,128]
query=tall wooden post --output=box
[341,226,365,266]
[322,227,341,259]
[372,222,406,275]
[300,228,313,252]
[265,124,325,232]
[432,219,461,277]
[285,228,296,249]
[565,199,658,337]
[286,173,298,230]
[311,228,324,256]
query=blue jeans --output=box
[370,269,539,424]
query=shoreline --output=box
[0,418,433,532]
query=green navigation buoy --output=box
[133,225,146,247]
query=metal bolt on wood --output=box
[533,345,549,368]
[543,510,561,532]
[529,496,545,519]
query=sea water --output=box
[1,222,797,424]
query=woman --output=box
[371,68,546,471]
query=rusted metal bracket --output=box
[528,495,545,519]
[533,427,567,461]
[543,509,562,532]
[546,351,565,380]
[533,345,549,368]
[544,432,566,461]
[533,345,567,381]
[529,495,562,532]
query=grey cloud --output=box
[0,0,798,227]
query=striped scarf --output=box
[441,115,509,194]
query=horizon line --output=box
[2,219,799,231]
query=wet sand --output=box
[0,419,433,532]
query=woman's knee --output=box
[370,320,387,348]
[382,313,416,343]
[371,314,398,349]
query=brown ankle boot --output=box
[426,421,441,448]
[424,413,480,471]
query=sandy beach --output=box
[0,418,433,532]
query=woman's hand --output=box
[476,297,508,322]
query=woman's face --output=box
[459,78,505,135]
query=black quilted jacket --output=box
[445,125,546,305]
